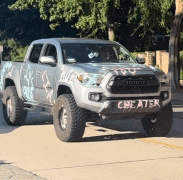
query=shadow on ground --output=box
[1,95,183,141]
[81,112,183,142]
[0,101,53,134]
[167,112,183,138]
[0,101,19,134]
[23,112,53,126]
[82,131,148,142]
[82,119,147,142]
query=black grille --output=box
[107,75,159,94]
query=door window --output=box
[29,44,43,63]
[44,45,57,63]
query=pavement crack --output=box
[33,156,183,172]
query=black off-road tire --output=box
[53,94,86,142]
[2,86,27,126]
[141,102,173,136]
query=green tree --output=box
[0,0,78,45]
[130,0,183,90]
[129,0,174,35]
[2,38,28,61]
[9,0,123,41]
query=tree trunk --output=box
[108,25,115,41]
[107,4,115,41]
[169,0,183,90]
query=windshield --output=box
[61,43,136,64]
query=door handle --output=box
[37,71,43,75]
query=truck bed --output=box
[0,61,23,94]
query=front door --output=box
[36,44,57,105]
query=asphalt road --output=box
[0,99,183,180]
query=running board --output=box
[24,104,35,111]
[24,104,53,115]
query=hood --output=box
[70,62,159,75]
[148,65,165,76]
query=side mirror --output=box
[136,57,146,64]
[66,58,77,63]
[39,56,56,64]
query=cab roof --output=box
[32,38,118,45]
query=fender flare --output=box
[56,82,77,101]
[2,76,24,104]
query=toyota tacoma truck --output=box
[0,38,173,142]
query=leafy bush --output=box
[131,52,138,58]
[1,38,28,61]
[180,50,183,61]
[180,68,183,80]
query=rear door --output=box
[21,44,43,102]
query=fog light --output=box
[108,81,114,86]
[89,93,101,101]
[162,91,169,100]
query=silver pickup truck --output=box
[0,38,173,142]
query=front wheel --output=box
[53,94,86,142]
[141,102,173,136]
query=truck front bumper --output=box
[73,67,172,116]
[74,83,171,115]
[99,99,162,114]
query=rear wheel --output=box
[141,102,173,136]
[3,86,27,126]
[53,94,86,142]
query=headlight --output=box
[158,74,169,85]
[77,73,104,86]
